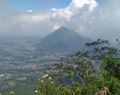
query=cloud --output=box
[51,0,97,20]
[50,0,97,30]
[87,0,120,41]
[0,0,120,42]
[27,10,33,13]
[0,0,97,37]
[17,13,50,23]
[52,0,120,42]
[69,0,97,9]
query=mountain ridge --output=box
[39,26,91,53]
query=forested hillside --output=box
[5,39,120,95]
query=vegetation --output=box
[4,39,120,95]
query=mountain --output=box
[39,27,91,53]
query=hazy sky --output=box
[0,0,120,42]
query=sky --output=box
[8,0,72,11]
[1,0,103,10]
[0,0,120,42]
[4,0,102,11]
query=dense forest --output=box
[5,39,120,95]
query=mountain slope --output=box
[39,27,91,53]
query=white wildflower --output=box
[43,74,48,78]
[51,81,54,84]
[10,91,14,94]
[34,90,38,93]
[48,77,52,80]
[41,80,44,83]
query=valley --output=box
[0,36,63,95]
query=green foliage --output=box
[92,76,120,95]
[4,58,120,95]
[35,75,58,95]
[5,91,15,95]
[4,39,120,95]
[103,57,120,79]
